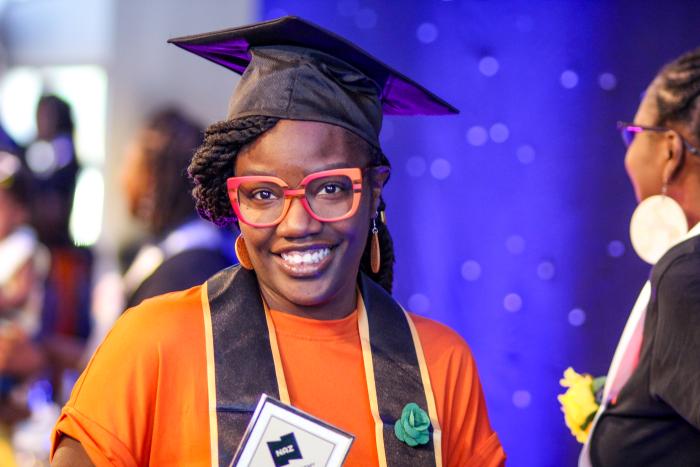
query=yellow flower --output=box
[558,367,600,444]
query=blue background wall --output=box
[258,1,700,465]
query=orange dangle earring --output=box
[370,212,382,274]
[235,234,254,270]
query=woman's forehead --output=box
[235,120,372,175]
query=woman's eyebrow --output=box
[304,161,358,173]
[235,168,278,176]
[238,162,360,177]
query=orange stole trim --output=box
[357,291,388,467]
[200,283,219,466]
[405,311,443,467]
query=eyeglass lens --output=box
[236,174,356,224]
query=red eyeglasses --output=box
[227,167,368,228]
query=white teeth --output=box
[281,248,330,266]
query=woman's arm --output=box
[52,436,94,467]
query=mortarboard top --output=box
[168,16,458,148]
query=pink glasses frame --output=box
[226,167,364,227]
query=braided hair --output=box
[187,116,396,293]
[188,116,280,227]
[654,47,700,143]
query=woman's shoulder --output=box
[73,285,206,399]
[654,246,700,294]
[649,241,700,337]
[114,285,206,347]
[124,283,203,316]
[654,235,700,284]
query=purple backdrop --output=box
[256,1,700,465]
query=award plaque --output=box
[231,394,354,467]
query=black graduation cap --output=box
[168,16,458,147]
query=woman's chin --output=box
[278,283,336,308]
[262,274,355,318]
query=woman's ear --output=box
[369,166,390,212]
[661,130,686,184]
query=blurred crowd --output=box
[0,96,235,465]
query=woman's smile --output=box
[273,244,336,277]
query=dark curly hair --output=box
[187,116,395,293]
[654,47,700,142]
[139,107,205,236]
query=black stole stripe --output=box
[207,265,436,466]
[207,266,279,466]
[359,274,436,466]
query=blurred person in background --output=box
[118,107,235,309]
[0,152,50,465]
[28,95,81,246]
[26,95,92,406]
[0,94,92,465]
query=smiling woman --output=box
[49,16,505,467]
[230,120,388,319]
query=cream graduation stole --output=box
[200,266,442,467]
[578,282,650,467]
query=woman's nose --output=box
[276,196,322,237]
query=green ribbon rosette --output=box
[394,402,431,447]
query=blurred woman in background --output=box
[29,95,92,395]
[119,107,235,309]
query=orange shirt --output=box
[51,286,504,466]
